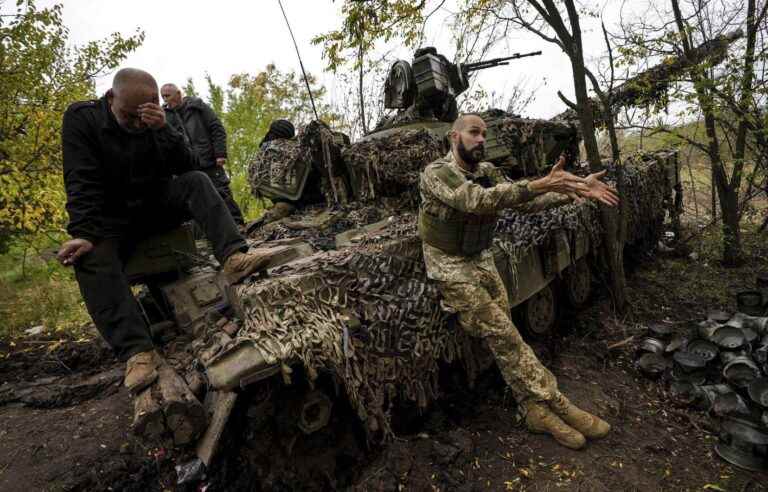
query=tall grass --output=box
[0,243,90,341]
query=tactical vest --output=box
[419,165,497,256]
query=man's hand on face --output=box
[138,103,166,130]
[57,238,94,266]
[579,170,620,207]
[216,158,226,167]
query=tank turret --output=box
[381,47,541,125]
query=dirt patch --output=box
[0,327,113,384]
[0,383,161,492]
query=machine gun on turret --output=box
[451,51,542,94]
[381,47,542,124]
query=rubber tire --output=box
[520,283,557,336]
[562,258,592,309]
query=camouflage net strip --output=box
[230,216,466,438]
[495,116,579,174]
[247,138,310,198]
[612,152,675,247]
[342,129,444,206]
[247,204,391,251]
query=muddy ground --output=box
[1,237,768,491]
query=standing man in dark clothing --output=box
[160,83,245,226]
[59,68,269,395]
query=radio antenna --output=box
[277,0,320,121]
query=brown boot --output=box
[549,393,611,439]
[524,401,586,450]
[222,250,270,283]
[124,350,159,394]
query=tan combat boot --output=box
[124,350,159,394]
[524,401,586,450]
[549,393,611,439]
[222,250,271,284]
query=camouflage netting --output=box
[495,117,580,174]
[609,151,676,246]
[247,122,351,206]
[247,138,310,199]
[495,200,603,264]
[228,215,478,438]
[342,129,444,207]
[247,204,391,251]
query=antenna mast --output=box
[276,0,320,121]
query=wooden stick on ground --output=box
[607,335,635,350]
[131,362,207,446]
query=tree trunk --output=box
[671,0,744,266]
[566,20,627,311]
[720,190,742,266]
[704,112,743,266]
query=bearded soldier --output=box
[419,114,619,449]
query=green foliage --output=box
[312,0,430,71]
[0,1,143,248]
[193,65,338,220]
[205,73,224,115]
[0,243,90,340]
[182,77,198,98]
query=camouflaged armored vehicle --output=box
[124,47,682,484]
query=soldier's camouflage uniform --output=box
[419,152,570,405]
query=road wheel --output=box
[520,283,556,336]
[562,258,591,308]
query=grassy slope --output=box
[0,244,90,344]
[615,120,766,226]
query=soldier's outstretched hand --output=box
[535,155,588,195]
[580,170,620,207]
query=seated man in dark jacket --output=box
[58,68,268,395]
[161,83,245,226]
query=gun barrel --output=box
[463,50,542,72]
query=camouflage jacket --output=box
[419,151,570,282]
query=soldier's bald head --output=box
[450,114,487,168]
[451,114,486,133]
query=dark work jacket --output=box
[164,107,191,146]
[62,96,198,242]
[176,97,227,168]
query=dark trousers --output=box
[73,171,247,361]
[201,165,245,226]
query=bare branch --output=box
[557,90,578,110]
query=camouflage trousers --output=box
[437,264,559,405]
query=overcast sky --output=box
[39,0,629,119]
